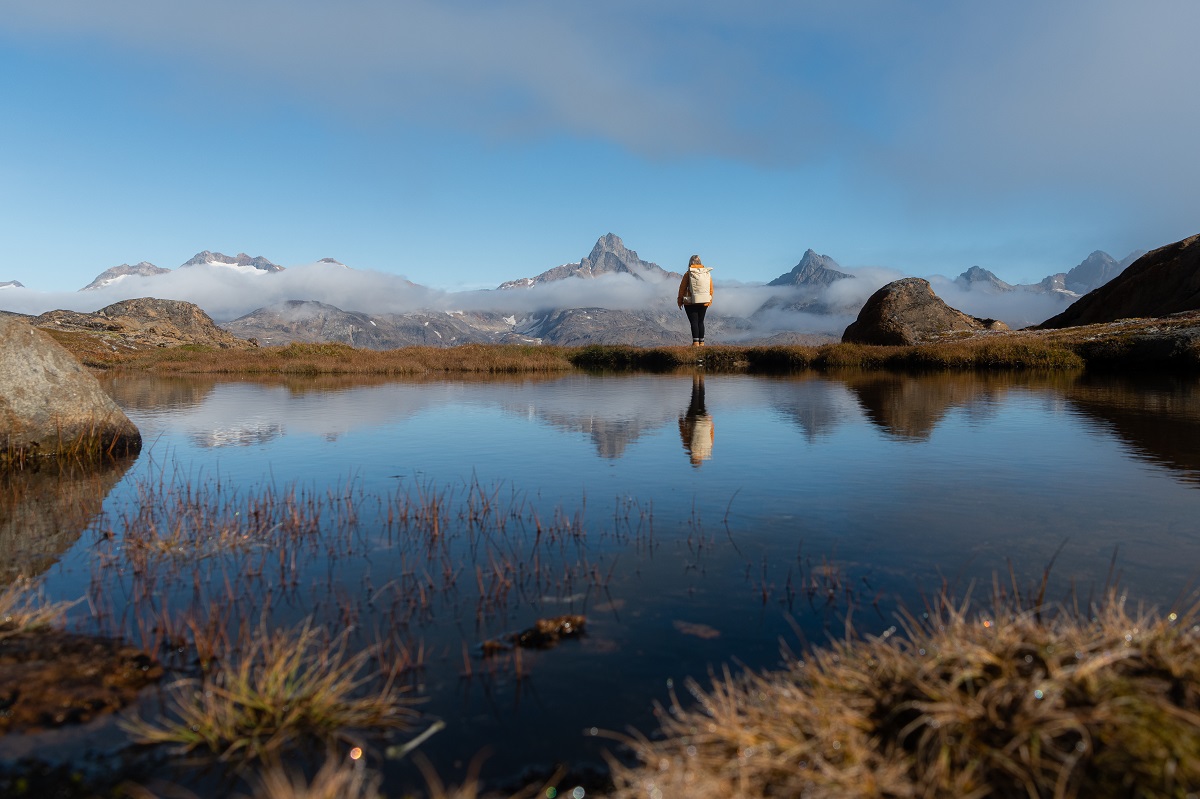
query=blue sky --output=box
[3,1,1198,295]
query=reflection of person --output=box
[679,373,714,466]
[677,254,714,347]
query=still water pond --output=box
[9,370,1200,792]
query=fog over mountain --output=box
[0,237,1145,342]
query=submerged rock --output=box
[0,315,140,464]
[481,615,587,656]
[842,277,1008,346]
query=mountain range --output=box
[951,250,1143,299]
[1,236,1144,348]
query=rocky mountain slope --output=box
[499,233,677,289]
[224,300,531,347]
[181,251,284,273]
[32,297,256,361]
[768,250,851,288]
[2,234,1157,350]
[81,262,171,291]
[1040,235,1200,329]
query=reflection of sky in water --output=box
[32,372,1200,789]
[109,373,1200,598]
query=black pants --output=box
[684,304,707,341]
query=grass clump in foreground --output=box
[606,589,1200,799]
[0,579,79,638]
[123,619,416,762]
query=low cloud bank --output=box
[928,278,1076,330]
[0,260,1078,335]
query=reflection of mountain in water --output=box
[1063,377,1200,485]
[760,377,860,441]
[841,373,1010,441]
[503,377,681,459]
[188,422,286,449]
[547,417,650,459]
[97,374,217,412]
[0,459,134,585]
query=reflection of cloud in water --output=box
[125,380,462,445]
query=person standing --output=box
[677,254,714,347]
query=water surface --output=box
[7,370,1200,792]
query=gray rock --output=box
[842,277,1008,346]
[0,315,140,464]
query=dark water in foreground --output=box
[4,370,1200,793]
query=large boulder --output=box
[1040,234,1200,329]
[1,315,141,464]
[842,277,1008,345]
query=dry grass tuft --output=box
[0,580,80,639]
[607,590,1200,798]
[123,619,417,762]
[245,756,384,799]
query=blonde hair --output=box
[689,254,702,266]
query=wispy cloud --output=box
[8,1,1194,183]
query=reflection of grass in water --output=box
[91,473,631,676]
[84,470,632,792]
[122,619,417,762]
[27,463,1200,797]
[606,587,1200,799]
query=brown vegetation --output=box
[40,308,1200,375]
[74,341,577,375]
[0,581,161,733]
[122,620,416,761]
[605,589,1200,799]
